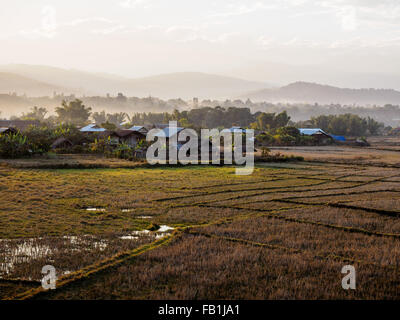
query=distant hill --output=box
[0,72,72,96]
[241,82,400,105]
[125,72,268,99]
[0,64,268,99]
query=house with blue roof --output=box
[299,128,347,143]
[298,128,334,144]
[80,124,107,133]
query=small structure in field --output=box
[299,128,334,144]
[51,137,74,149]
[114,130,146,148]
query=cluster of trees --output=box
[296,114,385,136]
[250,111,291,131]
[140,107,290,130]
[3,91,400,126]
[256,127,316,147]
[129,107,256,128]
[11,100,130,128]
[1,102,392,158]
[9,103,389,139]
[0,124,87,158]
[92,111,129,127]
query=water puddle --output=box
[158,225,174,232]
[119,225,174,240]
[0,225,174,278]
[86,208,106,212]
[0,239,52,276]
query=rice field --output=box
[1,157,400,300]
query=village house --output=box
[127,125,148,135]
[0,127,18,135]
[79,124,107,133]
[113,129,146,148]
[0,120,41,132]
[51,137,74,150]
[299,128,334,144]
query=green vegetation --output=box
[0,132,32,158]
[296,113,385,136]
[55,99,92,126]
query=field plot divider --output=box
[189,230,399,271]
[4,231,181,301]
[199,204,400,240]
[274,199,400,218]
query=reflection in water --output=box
[0,225,174,277]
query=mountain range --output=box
[0,64,268,99]
[0,64,400,105]
[240,82,400,105]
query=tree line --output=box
[10,100,388,137]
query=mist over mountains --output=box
[0,72,69,97]
[0,64,268,99]
[0,65,400,111]
[240,82,400,106]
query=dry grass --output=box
[34,234,400,300]
[267,145,400,167]
[1,152,400,300]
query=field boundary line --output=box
[189,231,399,271]
[152,180,332,203]
[3,231,179,301]
[271,188,400,202]
[199,204,400,239]
[174,180,376,209]
[0,278,41,286]
[176,173,395,209]
[274,199,400,218]
[226,188,400,207]
[186,178,285,190]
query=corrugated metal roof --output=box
[128,125,148,133]
[299,128,328,136]
[115,130,145,137]
[80,124,106,132]
[153,127,184,138]
[228,127,246,132]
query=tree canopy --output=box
[55,99,92,126]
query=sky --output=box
[1,0,400,87]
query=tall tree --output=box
[55,99,92,126]
[21,106,48,121]
[92,111,107,125]
[107,112,129,126]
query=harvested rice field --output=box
[1,158,400,300]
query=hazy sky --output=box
[1,0,400,86]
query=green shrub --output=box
[113,143,133,160]
[256,133,274,146]
[90,137,113,155]
[276,126,300,137]
[24,125,56,154]
[0,132,32,158]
